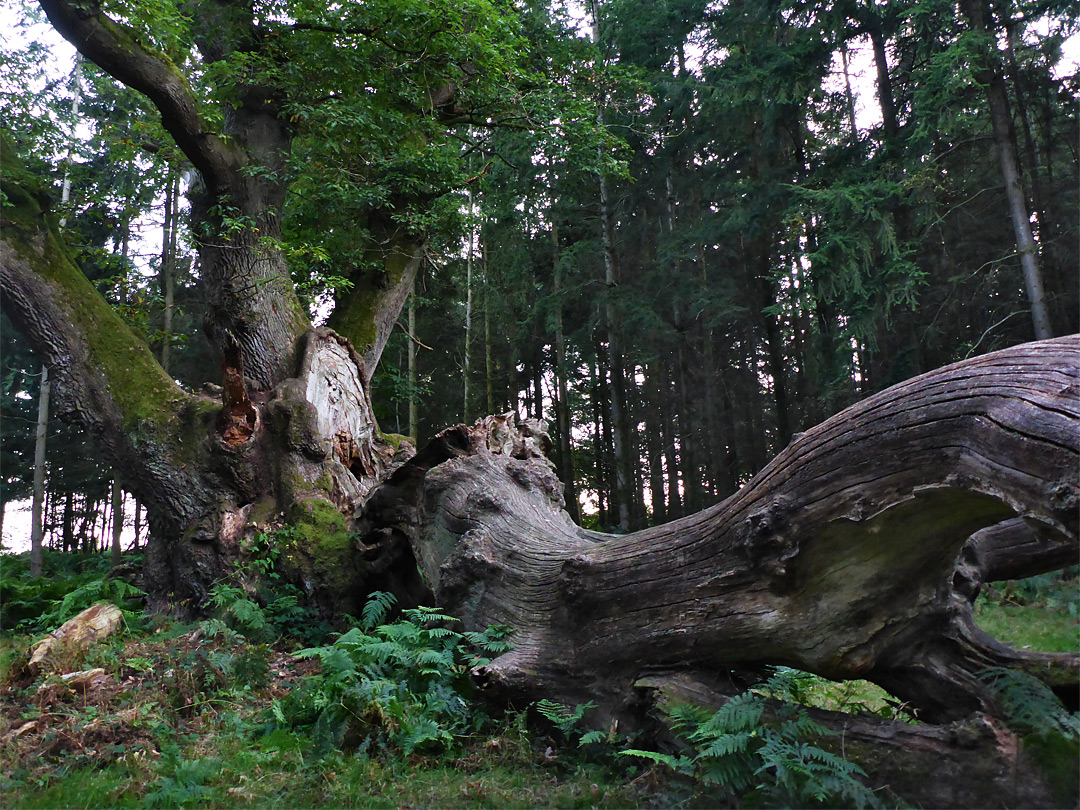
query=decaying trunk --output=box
[362,337,1078,729]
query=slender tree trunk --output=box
[661,358,682,519]
[588,0,631,532]
[757,272,793,444]
[407,287,418,443]
[551,222,578,522]
[160,170,178,373]
[463,190,474,423]
[987,78,1052,340]
[591,353,608,528]
[483,240,494,415]
[718,370,741,493]
[111,479,123,567]
[867,23,900,145]
[61,490,73,556]
[29,365,49,576]
[675,324,702,513]
[840,41,860,138]
[132,501,141,550]
[644,364,666,524]
[532,360,543,421]
[959,0,1051,339]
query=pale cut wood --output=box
[29,603,123,675]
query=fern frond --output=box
[361,591,397,631]
[425,627,460,640]
[618,749,684,769]
[696,730,755,760]
[980,668,1080,739]
[579,729,608,746]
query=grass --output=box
[975,600,1079,653]
[0,612,648,810]
[3,699,644,810]
[973,570,1079,655]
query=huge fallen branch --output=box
[364,337,1078,725]
[356,337,1079,807]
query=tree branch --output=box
[388,338,1079,723]
[0,173,214,541]
[37,0,238,192]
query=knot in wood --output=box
[467,491,503,513]
[740,496,798,593]
[557,555,593,608]
[1048,479,1079,532]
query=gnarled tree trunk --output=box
[4,173,1077,803]
[361,337,1078,728]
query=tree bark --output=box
[39,0,309,398]
[366,337,1078,727]
[325,212,425,385]
[956,516,1078,600]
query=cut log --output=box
[28,602,123,675]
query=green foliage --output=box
[759,666,912,721]
[0,550,145,632]
[536,698,596,737]
[200,527,329,645]
[980,668,1080,740]
[533,698,619,750]
[272,591,512,757]
[621,671,882,808]
[142,757,220,808]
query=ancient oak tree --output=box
[1,0,1077,805]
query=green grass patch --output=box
[975,600,1079,653]
[975,570,1079,654]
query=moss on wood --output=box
[1,176,186,431]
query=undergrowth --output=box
[0,550,146,632]
[3,555,1077,808]
[269,591,513,757]
[621,669,884,809]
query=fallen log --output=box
[357,336,1079,806]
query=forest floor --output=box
[0,565,1076,809]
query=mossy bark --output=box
[0,173,404,616]
[325,212,424,382]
